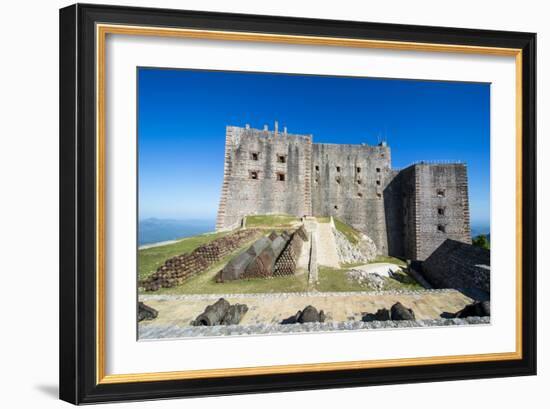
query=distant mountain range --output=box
[139,218,216,246]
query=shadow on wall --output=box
[383,174,404,258]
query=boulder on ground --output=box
[138,302,158,322]
[390,302,416,320]
[455,301,490,318]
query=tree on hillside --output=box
[472,234,490,250]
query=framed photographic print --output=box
[59,3,536,404]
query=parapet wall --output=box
[422,239,490,293]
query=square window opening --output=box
[437,224,446,233]
[277,154,286,163]
[277,173,286,181]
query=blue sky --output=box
[138,68,490,227]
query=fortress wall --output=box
[216,126,311,230]
[216,124,473,262]
[311,143,392,254]
[383,169,406,258]
[413,163,472,260]
[422,239,490,293]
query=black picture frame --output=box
[59,3,536,404]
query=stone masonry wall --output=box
[311,143,392,254]
[216,125,473,261]
[422,239,490,293]
[216,125,312,230]
[413,164,471,260]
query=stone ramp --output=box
[315,221,340,268]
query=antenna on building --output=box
[263,124,268,131]
[283,126,287,135]
[274,120,279,136]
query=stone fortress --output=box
[216,122,472,261]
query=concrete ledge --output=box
[139,316,490,339]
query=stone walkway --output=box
[139,288,474,336]
[314,221,340,268]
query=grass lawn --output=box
[315,216,331,223]
[245,214,299,228]
[138,231,228,281]
[317,265,422,292]
[333,217,362,245]
[317,266,374,292]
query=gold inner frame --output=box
[95,23,523,385]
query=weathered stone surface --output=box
[334,228,374,264]
[138,302,158,322]
[216,124,472,262]
[390,302,416,320]
[422,239,490,293]
[455,301,490,318]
